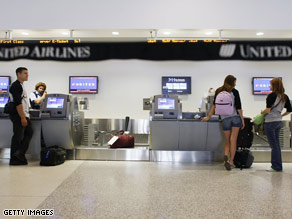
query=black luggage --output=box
[234,117,254,169]
[40,145,66,166]
[234,149,254,169]
[237,117,254,148]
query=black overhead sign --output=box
[1,41,292,61]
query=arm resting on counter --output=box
[202,105,215,122]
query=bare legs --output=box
[223,127,240,165]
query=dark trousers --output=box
[10,115,33,161]
[264,121,283,171]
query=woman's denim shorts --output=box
[222,115,242,131]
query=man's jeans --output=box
[264,121,283,171]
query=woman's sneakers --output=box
[266,168,282,172]
[223,155,231,171]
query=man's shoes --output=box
[13,150,27,163]
[223,155,231,171]
[9,159,28,165]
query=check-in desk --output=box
[41,94,84,151]
[151,119,224,162]
[150,95,224,162]
[0,93,84,160]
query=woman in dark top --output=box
[260,78,292,172]
[203,75,245,170]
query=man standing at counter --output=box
[9,67,33,165]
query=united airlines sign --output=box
[0,46,90,60]
[220,44,292,59]
[1,41,292,61]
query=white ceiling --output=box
[1,29,292,42]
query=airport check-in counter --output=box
[41,94,84,150]
[150,95,224,162]
[0,93,84,159]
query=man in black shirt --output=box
[9,67,33,165]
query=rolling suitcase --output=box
[234,117,254,169]
[237,117,254,148]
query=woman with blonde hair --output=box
[203,75,245,170]
[261,78,292,172]
[29,82,47,109]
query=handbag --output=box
[254,99,282,125]
[254,114,265,125]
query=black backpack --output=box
[40,145,66,166]
[4,95,24,115]
[4,100,17,115]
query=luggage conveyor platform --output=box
[75,146,150,161]
[74,118,150,161]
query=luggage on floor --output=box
[235,117,254,169]
[237,117,254,148]
[40,145,66,166]
[109,116,135,149]
[234,149,254,169]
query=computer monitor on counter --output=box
[0,93,9,116]
[41,94,69,118]
[46,97,65,109]
[0,76,10,93]
[157,97,176,110]
[152,95,181,119]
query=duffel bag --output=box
[40,145,66,166]
[109,131,135,149]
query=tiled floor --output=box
[1,160,292,219]
[0,159,83,219]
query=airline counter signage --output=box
[1,41,292,61]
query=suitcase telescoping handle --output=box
[125,116,130,131]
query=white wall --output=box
[1,0,292,30]
[1,59,292,120]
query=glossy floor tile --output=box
[0,159,84,219]
[8,161,290,219]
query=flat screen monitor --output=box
[0,96,9,108]
[0,76,10,93]
[46,97,65,109]
[69,76,98,94]
[162,76,191,94]
[157,97,175,110]
[253,77,282,95]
